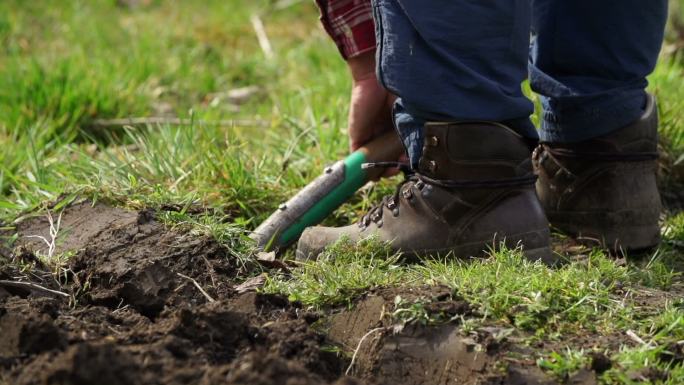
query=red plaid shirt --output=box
[315,0,376,59]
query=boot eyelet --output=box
[402,188,413,200]
[428,160,438,173]
[415,180,425,189]
[387,199,396,210]
[371,212,382,223]
[421,188,431,197]
[392,208,400,217]
[376,220,383,228]
[426,136,439,147]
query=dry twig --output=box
[177,273,216,303]
[0,280,70,298]
[626,329,650,347]
[346,327,384,376]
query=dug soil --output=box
[0,201,614,384]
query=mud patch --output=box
[16,201,239,317]
[327,286,469,350]
[1,201,350,385]
[325,287,598,385]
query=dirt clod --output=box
[16,342,144,385]
[589,351,612,374]
[0,298,65,358]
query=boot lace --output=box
[358,162,415,229]
[533,143,659,180]
[535,143,658,162]
[358,162,538,229]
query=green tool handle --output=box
[251,131,404,250]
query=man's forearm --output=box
[314,0,376,60]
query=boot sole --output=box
[402,229,558,266]
[547,210,661,253]
[298,229,557,265]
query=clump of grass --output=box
[263,237,407,307]
[633,250,679,290]
[537,349,590,380]
[602,330,684,384]
[157,209,254,270]
[412,248,641,332]
[536,342,684,385]
[390,294,466,326]
[536,305,684,382]
[631,305,684,348]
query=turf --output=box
[1,0,684,383]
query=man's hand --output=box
[348,52,395,152]
[347,51,403,177]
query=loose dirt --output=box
[0,201,630,384]
[1,202,349,385]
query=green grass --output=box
[266,237,406,306]
[264,240,678,334]
[2,1,684,383]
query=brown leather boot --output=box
[296,122,553,263]
[533,94,662,252]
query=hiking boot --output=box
[296,122,553,263]
[533,94,662,252]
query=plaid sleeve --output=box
[315,0,376,60]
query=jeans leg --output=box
[372,0,536,167]
[530,0,668,143]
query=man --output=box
[297,0,667,262]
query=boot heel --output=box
[548,211,661,253]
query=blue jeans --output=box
[372,0,668,167]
